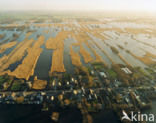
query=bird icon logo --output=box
[121,110,131,121]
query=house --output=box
[73,90,78,95]
[99,72,107,78]
[51,112,59,122]
[91,70,94,75]
[125,67,132,74]
[121,67,132,74]
[71,77,74,82]
[66,81,69,85]
[51,96,54,101]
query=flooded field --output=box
[0,16,156,80]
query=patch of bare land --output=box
[32,79,47,90]
[69,45,82,66]
[8,36,44,80]
[46,31,69,73]
[0,32,33,75]
[0,41,17,54]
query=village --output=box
[0,62,156,122]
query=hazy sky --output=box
[0,0,156,12]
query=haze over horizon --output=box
[0,0,156,12]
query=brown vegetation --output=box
[130,51,156,65]
[92,38,114,64]
[110,46,119,54]
[0,33,34,75]
[0,41,17,54]
[85,42,103,63]
[79,45,93,63]
[118,53,132,67]
[91,31,107,40]
[32,79,47,90]
[15,96,24,103]
[70,32,94,64]
[9,36,44,80]
[51,49,65,73]
[0,34,5,39]
[125,28,155,35]
[69,45,82,66]
[46,31,69,73]
[117,45,124,50]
